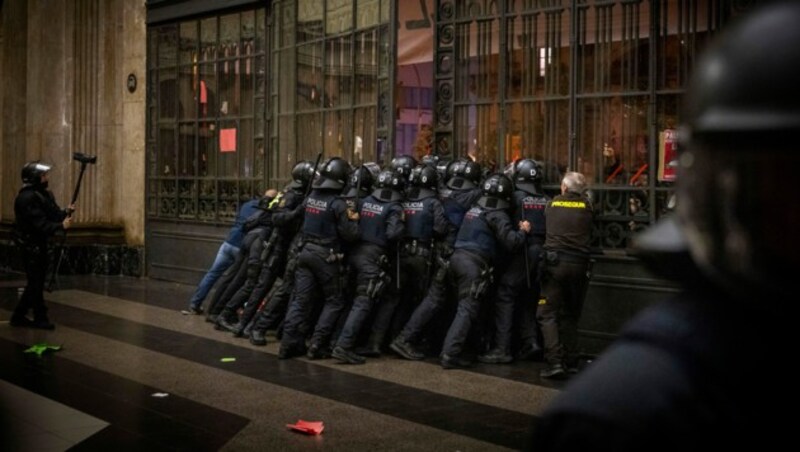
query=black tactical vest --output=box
[403,196,436,243]
[513,190,548,237]
[455,206,497,260]
[302,190,339,240]
[359,195,398,247]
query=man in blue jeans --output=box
[181,192,265,315]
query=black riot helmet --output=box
[514,159,544,195]
[446,158,482,190]
[420,154,439,168]
[407,164,438,200]
[635,2,800,302]
[313,157,351,190]
[409,165,437,189]
[287,160,315,191]
[435,158,451,182]
[21,161,52,185]
[477,174,513,210]
[342,162,381,198]
[371,170,405,202]
[389,155,418,178]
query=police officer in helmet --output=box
[388,155,417,180]
[440,174,531,369]
[11,162,75,329]
[280,157,360,359]
[332,169,406,364]
[365,164,449,357]
[389,158,483,361]
[226,160,316,337]
[480,158,549,364]
[533,3,800,450]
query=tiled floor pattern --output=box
[1,274,565,450]
[0,379,108,451]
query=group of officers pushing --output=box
[199,154,593,379]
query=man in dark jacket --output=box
[537,171,594,379]
[11,162,74,329]
[532,3,798,450]
[184,191,264,315]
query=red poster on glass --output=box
[220,128,237,153]
[659,129,677,182]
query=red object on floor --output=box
[286,420,324,435]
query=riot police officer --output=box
[362,164,448,357]
[388,155,417,180]
[389,158,483,360]
[246,161,325,344]
[480,159,549,364]
[11,162,74,329]
[537,171,594,379]
[280,157,359,359]
[533,3,799,449]
[332,169,405,364]
[224,161,315,336]
[440,174,530,369]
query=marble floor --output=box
[0,273,567,451]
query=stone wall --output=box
[0,0,146,274]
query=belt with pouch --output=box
[401,239,432,258]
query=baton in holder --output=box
[47,152,97,292]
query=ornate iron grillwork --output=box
[433,0,731,249]
[146,8,269,223]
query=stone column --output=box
[1,0,29,220]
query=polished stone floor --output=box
[0,272,566,451]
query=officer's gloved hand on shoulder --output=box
[440,243,454,258]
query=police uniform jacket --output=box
[403,188,448,244]
[13,184,68,245]
[454,205,527,264]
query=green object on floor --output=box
[220,357,236,362]
[24,343,62,357]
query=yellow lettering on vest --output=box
[552,201,586,208]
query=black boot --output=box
[539,363,567,379]
[440,353,472,369]
[390,338,425,360]
[477,348,513,364]
[231,322,246,338]
[215,310,238,332]
[355,332,384,358]
[249,329,267,346]
[9,315,35,328]
[332,346,366,364]
[306,343,332,360]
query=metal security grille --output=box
[146,9,269,222]
[434,0,733,249]
[271,0,393,183]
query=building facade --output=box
[0,0,760,352]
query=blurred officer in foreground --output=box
[11,162,74,329]
[532,3,799,450]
